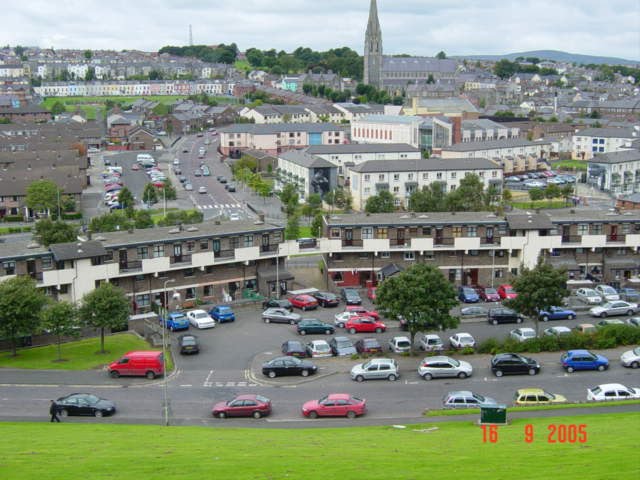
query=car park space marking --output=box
[203,370,215,387]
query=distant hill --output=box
[456,50,639,66]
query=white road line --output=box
[203,369,215,387]
[179,384,193,387]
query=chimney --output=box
[451,116,462,144]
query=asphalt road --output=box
[1,296,638,427]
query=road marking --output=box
[203,369,215,387]
[179,384,193,387]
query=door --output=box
[366,364,379,379]
[118,250,128,269]
[435,228,443,245]
[485,227,494,244]
[26,259,36,279]
[397,228,405,246]
[562,225,570,242]
[610,225,618,241]
[261,234,270,253]
[173,244,182,263]
[345,229,353,246]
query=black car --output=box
[219,176,228,184]
[226,183,236,192]
[487,307,524,325]
[491,353,541,377]
[297,237,317,249]
[281,340,308,358]
[55,393,116,417]
[262,356,317,378]
[297,318,335,335]
[341,288,362,305]
[178,334,199,355]
[312,291,340,307]
[262,298,293,311]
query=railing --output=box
[170,254,192,266]
[119,260,143,273]
[343,240,363,248]
[561,235,582,244]
[30,272,44,282]
[214,249,235,259]
[481,237,495,245]
[606,234,625,243]
[434,237,455,246]
[260,244,279,255]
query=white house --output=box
[276,150,338,200]
[572,127,639,160]
[306,143,420,175]
[351,114,423,148]
[588,149,640,195]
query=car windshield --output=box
[315,344,330,352]
[256,395,270,403]
[460,336,473,342]
[364,340,377,347]
[590,387,602,395]
[172,314,186,321]
[634,347,640,355]
[397,341,411,347]
[218,307,231,313]
[601,286,615,293]
[449,358,460,367]
[181,337,197,346]
[473,394,486,402]
[505,288,515,294]
[78,394,100,405]
[485,288,497,295]
[463,288,475,294]
[337,340,352,348]
[523,330,535,337]
[546,392,556,400]
[195,312,208,319]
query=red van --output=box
[108,351,164,379]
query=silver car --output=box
[620,347,640,368]
[576,288,601,305]
[418,334,444,352]
[442,391,497,409]
[418,356,473,380]
[388,336,411,353]
[262,308,302,324]
[595,285,620,302]
[350,358,399,382]
[589,301,638,318]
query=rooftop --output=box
[279,150,335,169]
[218,122,344,135]
[589,149,640,165]
[443,138,553,152]
[350,157,500,173]
[306,143,419,155]
[575,127,637,139]
[355,114,424,125]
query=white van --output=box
[136,153,155,167]
[107,166,123,174]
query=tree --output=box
[34,219,77,246]
[84,49,92,60]
[301,193,322,220]
[40,301,79,361]
[278,183,299,217]
[117,187,135,218]
[505,260,568,336]
[26,179,60,216]
[142,183,158,205]
[408,182,447,212]
[502,188,513,204]
[545,183,561,203]
[0,277,48,356]
[528,187,545,205]
[50,101,66,116]
[85,67,96,81]
[446,174,486,211]
[134,210,154,229]
[376,264,459,353]
[285,214,300,240]
[365,190,395,213]
[311,213,324,238]
[435,51,447,60]
[60,195,76,213]
[79,283,130,354]
[89,211,134,233]
[560,184,575,206]
[494,59,517,79]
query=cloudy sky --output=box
[2,0,638,60]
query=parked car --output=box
[186,309,216,329]
[334,311,360,328]
[458,286,480,303]
[345,305,380,319]
[297,318,335,335]
[229,213,241,221]
[590,301,637,318]
[281,340,308,358]
[628,317,640,327]
[209,305,235,323]
[388,336,412,353]
[108,351,164,379]
[262,356,317,378]
[328,336,357,356]
[561,350,609,373]
[184,182,193,191]
[198,186,207,194]
[262,308,301,325]
[619,287,640,302]
[539,306,576,321]
[350,358,399,382]
[596,319,625,328]
[620,347,640,368]
[226,183,236,192]
[345,316,386,334]
[497,284,517,300]
[311,291,340,307]
[510,328,536,343]
[449,332,476,349]
[302,393,366,419]
[262,298,293,311]
[514,388,567,405]
[355,338,383,355]
[477,286,501,302]
[595,285,620,302]
[341,288,362,305]
[442,391,497,409]
[306,340,332,358]
[543,326,572,337]
[460,306,488,317]
[576,288,602,304]
[418,334,444,352]
[178,334,199,355]
[288,294,319,311]
[488,307,523,325]
[587,383,640,401]
[491,353,541,377]
[161,312,189,331]
[218,176,228,184]
[54,393,116,418]
[297,237,317,249]
[419,356,473,380]
[367,287,377,302]
[212,394,272,419]
[574,323,597,334]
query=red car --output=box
[345,316,386,334]
[497,284,518,300]
[345,305,380,319]
[289,294,319,311]
[301,393,366,419]
[355,338,383,354]
[367,287,377,302]
[212,394,272,419]
[131,163,140,171]
[477,286,501,302]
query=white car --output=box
[449,332,476,349]
[509,328,536,342]
[198,186,207,194]
[306,340,332,358]
[587,383,640,401]
[186,309,216,329]
[229,213,241,221]
[590,301,638,318]
[595,285,620,302]
[620,347,640,368]
[334,311,359,328]
[173,158,180,165]
[418,334,444,352]
[576,288,602,305]
[543,326,572,337]
[388,336,412,353]
[628,317,640,327]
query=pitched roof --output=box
[505,212,554,230]
[589,149,640,165]
[350,157,499,173]
[443,138,553,152]
[382,56,458,74]
[279,150,335,169]
[306,143,419,154]
[575,127,636,139]
[50,241,107,261]
[219,123,344,135]
[355,114,424,124]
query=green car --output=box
[296,318,335,336]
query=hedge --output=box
[62,212,83,220]
[2,215,24,222]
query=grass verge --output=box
[511,200,568,209]
[0,332,172,371]
[551,160,589,171]
[0,413,637,479]
[298,226,312,238]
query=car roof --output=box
[567,349,592,355]
[369,358,395,364]
[455,332,473,336]
[326,393,352,400]
[393,336,410,341]
[333,336,350,341]
[234,394,262,401]
[577,323,595,327]
[189,309,207,314]
[516,388,546,395]
[592,383,628,390]
[425,356,453,362]
[516,327,535,332]
[447,390,474,397]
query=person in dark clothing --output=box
[49,400,60,422]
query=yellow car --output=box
[514,388,567,405]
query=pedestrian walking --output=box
[49,400,60,423]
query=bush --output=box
[3,215,23,222]
[460,346,475,355]
[537,335,560,352]
[478,338,501,354]
[62,212,83,220]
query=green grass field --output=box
[551,160,589,171]
[511,200,568,209]
[0,413,637,479]
[0,333,169,370]
[426,400,640,416]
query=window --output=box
[364,174,370,182]
[393,174,400,181]
[468,250,479,256]
[436,172,443,179]
[422,227,431,236]
[203,285,213,297]
[378,174,385,181]
[393,186,400,193]
[591,224,603,235]
[451,172,457,179]
[200,240,209,250]
[330,228,341,238]
[184,268,195,277]
[212,239,221,253]
[450,185,457,192]
[408,173,414,180]
[135,294,150,307]
[453,226,462,238]
[492,171,498,178]
[404,252,415,261]
[622,224,631,234]
[205,265,214,274]
[495,269,504,279]
[137,247,149,259]
[185,242,194,253]
[364,187,370,194]
[3,261,15,275]
[41,256,52,270]
[380,251,390,258]
[359,252,370,259]
[153,245,164,258]
[243,235,253,247]
[467,226,477,237]
[362,227,373,239]
[185,287,196,300]
[422,173,429,180]
[577,224,588,236]
[376,227,388,239]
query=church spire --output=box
[364,0,383,89]
[366,0,381,37]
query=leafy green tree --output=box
[408,182,447,212]
[505,260,569,335]
[502,188,513,204]
[311,213,324,238]
[446,174,486,211]
[0,277,48,356]
[85,67,96,81]
[117,187,135,218]
[134,210,154,229]
[285,214,301,240]
[528,187,545,205]
[560,184,575,205]
[142,183,158,205]
[40,301,79,361]
[89,211,134,233]
[34,219,77,246]
[376,264,459,352]
[50,101,66,116]
[26,179,60,216]
[79,283,130,354]
[435,51,447,60]
[157,179,176,201]
[365,190,395,213]
[60,195,76,213]
[278,183,299,217]
[84,49,92,60]
[545,183,561,203]
[494,59,517,79]
[301,193,322,220]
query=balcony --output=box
[29,272,44,282]
[170,254,192,266]
[606,234,626,244]
[434,237,455,247]
[561,235,582,244]
[260,244,279,255]
[214,249,235,260]
[119,260,143,273]
[342,240,364,248]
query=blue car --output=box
[458,287,480,303]
[539,306,576,321]
[209,305,236,323]
[561,350,609,373]
[619,288,640,302]
[161,312,189,331]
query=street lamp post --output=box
[162,278,175,426]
